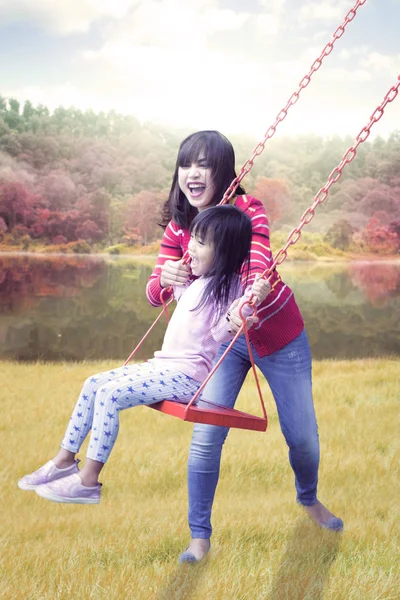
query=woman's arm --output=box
[235,195,273,288]
[146,222,190,306]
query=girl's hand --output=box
[160,259,191,288]
[226,299,259,334]
[226,277,270,334]
[251,276,271,303]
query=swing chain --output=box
[220,0,368,205]
[262,76,400,278]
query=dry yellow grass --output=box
[1,359,399,600]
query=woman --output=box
[147,130,343,564]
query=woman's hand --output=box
[251,276,271,304]
[160,259,191,288]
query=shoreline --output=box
[1,249,399,264]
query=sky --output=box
[0,0,399,139]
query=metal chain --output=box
[220,0,368,205]
[185,76,399,410]
[260,76,400,281]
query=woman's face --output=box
[178,154,216,211]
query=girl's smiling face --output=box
[178,155,216,212]
[187,232,215,277]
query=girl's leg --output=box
[56,365,135,465]
[33,363,199,503]
[18,365,134,491]
[185,337,250,558]
[78,363,200,484]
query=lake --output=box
[0,254,399,362]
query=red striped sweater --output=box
[146,195,304,357]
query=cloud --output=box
[0,0,139,34]
[0,0,245,36]
[2,83,99,113]
[298,0,355,24]
[1,0,398,139]
[93,0,250,51]
[360,51,400,77]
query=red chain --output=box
[260,76,400,281]
[125,0,398,366]
[220,0,368,205]
[181,76,400,407]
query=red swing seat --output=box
[150,398,267,431]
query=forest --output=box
[0,96,399,256]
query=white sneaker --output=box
[36,473,101,504]
[18,459,80,491]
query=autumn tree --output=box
[76,219,104,243]
[324,219,354,250]
[123,190,166,245]
[0,180,32,229]
[252,176,291,226]
[358,216,398,255]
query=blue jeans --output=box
[187,329,319,539]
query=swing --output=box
[124,291,268,431]
[124,0,400,431]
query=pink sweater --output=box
[152,277,253,382]
[147,195,304,357]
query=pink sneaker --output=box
[18,460,80,491]
[36,473,101,504]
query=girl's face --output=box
[178,155,216,211]
[188,232,214,277]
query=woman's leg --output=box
[255,329,342,529]
[184,337,250,559]
[254,329,319,505]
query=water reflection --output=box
[0,255,399,362]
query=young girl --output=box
[147,130,343,564]
[18,205,270,505]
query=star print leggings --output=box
[61,362,200,463]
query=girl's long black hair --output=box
[160,130,246,229]
[189,205,252,320]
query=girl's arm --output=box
[210,278,270,344]
[146,222,190,306]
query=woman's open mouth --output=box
[188,183,206,198]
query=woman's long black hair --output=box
[189,205,252,320]
[160,130,246,229]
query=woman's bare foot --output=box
[304,500,343,531]
[178,538,210,563]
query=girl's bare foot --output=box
[304,500,343,531]
[53,448,77,469]
[178,538,210,563]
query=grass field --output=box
[1,359,399,600]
